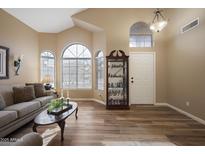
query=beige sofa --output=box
[0,84,56,138]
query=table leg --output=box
[75,107,78,120]
[33,123,37,132]
[58,120,65,141]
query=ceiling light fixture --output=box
[150,9,168,32]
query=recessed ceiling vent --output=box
[181,17,199,33]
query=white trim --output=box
[40,50,56,87]
[60,42,92,60]
[153,52,156,105]
[60,42,93,89]
[70,98,92,101]
[95,50,105,91]
[70,98,105,105]
[154,102,167,106]
[129,52,156,105]
[166,103,205,125]
[62,88,92,90]
[91,98,105,105]
[154,102,205,125]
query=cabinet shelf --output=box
[106,50,129,110]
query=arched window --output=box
[95,50,104,90]
[40,51,55,87]
[62,44,92,89]
[129,22,153,48]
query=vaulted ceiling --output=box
[3,8,87,33]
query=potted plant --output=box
[47,99,72,116]
[48,99,64,113]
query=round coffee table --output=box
[33,101,78,141]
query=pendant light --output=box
[150,9,168,32]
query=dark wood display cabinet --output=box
[106,50,129,109]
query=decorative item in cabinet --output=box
[106,50,129,109]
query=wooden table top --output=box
[34,101,78,125]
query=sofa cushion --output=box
[26,83,47,98]
[0,111,18,128]
[4,101,41,118]
[13,86,36,104]
[0,95,6,110]
[34,96,54,106]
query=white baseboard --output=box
[154,102,168,106]
[155,102,205,125]
[70,98,93,101]
[166,103,205,125]
[91,98,105,105]
[70,98,105,105]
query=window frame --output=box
[129,34,153,48]
[40,50,56,88]
[95,50,104,91]
[129,22,153,48]
[61,43,92,90]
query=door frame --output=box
[129,52,156,105]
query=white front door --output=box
[129,52,155,104]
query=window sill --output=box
[95,89,104,91]
[62,88,92,90]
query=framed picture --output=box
[0,46,9,79]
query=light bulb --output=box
[150,20,168,32]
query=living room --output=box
[0,0,205,153]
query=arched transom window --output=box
[40,51,55,87]
[129,22,153,48]
[95,50,104,90]
[62,44,92,89]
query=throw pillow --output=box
[24,86,36,102]
[13,86,36,104]
[26,83,47,98]
[0,95,6,110]
[13,87,25,104]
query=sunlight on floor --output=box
[41,126,60,146]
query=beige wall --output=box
[39,33,57,53]
[38,8,205,121]
[57,26,93,98]
[166,8,205,120]
[0,9,39,85]
[0,8,167,102]
[38,33,57,86]
[73,8,168,103]
[2,8,205,121]
[39,26,93,98]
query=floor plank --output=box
[7,101,205,146]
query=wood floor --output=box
[8,101,205,146]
